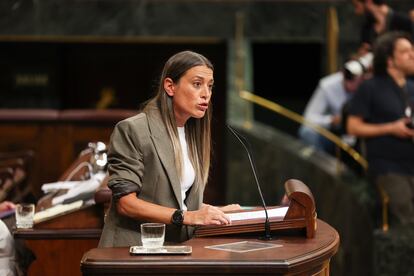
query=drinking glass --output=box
[15,203,35,229]
[140,223,165,249]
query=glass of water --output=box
[140,223,165,249]
[15,203,35,229]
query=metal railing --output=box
[238,90,369,172]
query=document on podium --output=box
[228,206,288,222]
[194,206,290,237]
[194,179,317,238]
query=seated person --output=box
[298,54,371,153]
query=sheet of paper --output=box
[228,206,288,221]
[41,181,79,193]
[33,200,83,223]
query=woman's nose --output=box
[201,86,211,99]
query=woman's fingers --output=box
[192,205,232,225]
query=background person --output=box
[347,31,414,226]
[298,54,371,153]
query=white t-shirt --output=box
[177,127,195,211]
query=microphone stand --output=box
[226,124,272,240]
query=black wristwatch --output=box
[171,209,184,226]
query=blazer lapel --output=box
[145,106,183,209]
[184,180,201,210]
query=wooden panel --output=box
[14,205,103,276]
[54,124,115,181]
[0,124,49,198]
[25,239,99,276]
[35,206,104,229]
[0,125,39,141]
[0,110,135,197]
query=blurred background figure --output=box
[347,31,414,226]
[352,0,414,53]
[299,53,373,154]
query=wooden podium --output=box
[195,179,317,238]
[81,219,339,276]
[81,179,338,276]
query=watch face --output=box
[173,210,183,225]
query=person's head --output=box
[343,52,373,92]
[343,75,365,93]
[160,51,214,126]
[152,50,214,186]
[373,31,414,77]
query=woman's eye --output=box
[194,82,201,88]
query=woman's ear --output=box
[164,78,175,97]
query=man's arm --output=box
[303,85,333,128]
[347,115,414,138]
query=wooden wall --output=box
[0,109,137,198]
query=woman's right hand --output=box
[184,204,231,226]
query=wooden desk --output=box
[14,228,101,276]
[13,204,103,276]
[81,220,339,276]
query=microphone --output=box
[226,124,272,240]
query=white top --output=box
[177,127,195,211]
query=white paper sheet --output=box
[33,200,83,223]
[228,206,288,221]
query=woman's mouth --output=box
[197,103,209,111]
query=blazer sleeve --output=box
[107,117,145,200]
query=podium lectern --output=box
[195,179,317,238]
[81,180,338,276]
[81,219,339,276]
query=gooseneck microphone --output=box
[226,124,272,240]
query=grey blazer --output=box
[98,103,204,247]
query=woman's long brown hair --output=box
[148,50,213,188]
